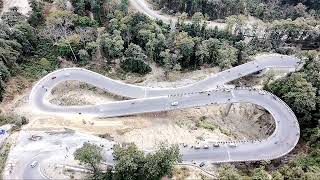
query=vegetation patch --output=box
[74,143,181,180]
[0,143,12,175]
[195,116,217,131]
[0,115,29,130]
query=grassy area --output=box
[0,115,28,130]
[195,116,217,131]
[173,166,190,180]
[0,143,12,175]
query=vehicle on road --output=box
[199,162,205,167]
[229,143,237,148]
[51,76,57,80]
[259,91,266,95]
[194,145,201,149]
[203,145,209,149]
[213,143,220,147]
[0,129,5,135]
[171,101,179,106]
[30,161,38,168]
[183,143,188,147]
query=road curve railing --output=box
[29,54,301,163]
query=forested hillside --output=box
[152,0,320,21]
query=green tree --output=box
[267,73,317,120]
[28,0,45,27]
[78,49,90,63]
[160,49,181,78]
[195,38,221,65]
[251,166,271,180]
[112,143,181,180]
[120,43,151,75]
[218,164,243,180]
[174,32,195,68]
[112,144,146,180]
[101,30,124,61]
[74,143,103,179]
[216,42,238,69]
[143,145,181,179]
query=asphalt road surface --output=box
[129,0,227,29]
[29,54,301,164]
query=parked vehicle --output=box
[213,143,220,147]
[30,161,38,168]
[171,101,179,106]
[229,143,237,148]
[199,162,205,167]
[183,143,188,147]
[203,145,209,149]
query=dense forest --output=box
[0,0,319,179]
[152,0,320,21]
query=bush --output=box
[78,49,90,64]
[75,16,98,27]
[120,58,152,75]
[0,115,28,129]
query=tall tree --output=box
[74,143,103,179]
[28,0,45,27]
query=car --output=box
[51,76,57,80]
[194,145,201,149]
[199,162,205,167]
[30,161,38,168]
[213,143,220,147]
[171,101,179,106]
[259,91,266,95]
[0,129,6,135]
[183,143,188,148]
[229,143,237,148]
[203,145,209,149]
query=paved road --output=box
[129,0,227,29]
[4,131,115,180]
[29,54,301,164]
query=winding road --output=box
[29,54,301,163]
[129,0,227,29]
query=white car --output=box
[259,91,266,95]
[229,143,237,148]
[171,101,179,106]
[30,161,38,168]
[203,145,209,149]
[194,145,201,149]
